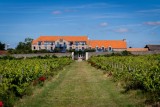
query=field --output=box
[0,54,160,107]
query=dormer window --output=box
[102,47,105,51]
[38,41,42,45]
[108,46,112,51]
[69,41,73,46]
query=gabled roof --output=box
[88,40,127,49]
[32,36,88,45]
[145,45,160,51]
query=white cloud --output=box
[137,9,160,13]
[93,13,130,19]
[52,10,62,15]
[115,28,129,33]
[144,21,160,26]
[69,3,122,9]
[100,22,108,27]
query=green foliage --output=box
[0,55,15,60]
[0,42,5,50]
[121,50,132,56]
[0,57,73,107]
[88,55,160,103]
[14,38,33,54]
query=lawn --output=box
[15,61,144,107]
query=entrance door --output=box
[74,51,85,60]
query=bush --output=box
[0,91,17,107]
[121,50,132,56]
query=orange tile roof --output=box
[32,39,38,45]
[32,36,127,49]
[88,40,127,49]
[32,36,88,45]
[127,48,148,52]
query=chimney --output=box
[123,39,126,42]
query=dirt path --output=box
[16,61,142,107]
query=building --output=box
[32,36,127,52]
[145,45,160,51]
[127,48,148,52]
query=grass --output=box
[15,61,144,107]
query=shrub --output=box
[121,50,132,56]
[0,101,3,107]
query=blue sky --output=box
[0,0,160,48]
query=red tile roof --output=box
[88,40,127,49]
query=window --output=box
[51,47,53,50]
[70,47,72,50]
[33,46,36,50]
[89,47,91,49]
[76,47,78,51]
[38,41,41,45]
[39,47,41,50]
[102,47,105,51]
[69,41,73,46]
[75,42,79,46]
[59,44,62,47]
[56,42,59,47]
[82,47,84,50]
[45,46,47,50]
[108,46,112,51]
[51,42,54,45]
[82,42,85,45]
[44,41,48,45]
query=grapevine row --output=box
[0,57,72,107]
[88,55,160,102]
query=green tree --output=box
[15,38,33,53]
[0,42,5,50]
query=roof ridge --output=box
[39,35,88,37]
[89,40,123,41]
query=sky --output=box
[0,0,160,48]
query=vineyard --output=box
[88,55,160,103]
[1,54,160,107]
[0,57,72,107]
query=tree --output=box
[0,42,5,50]
[24,38,33,43]
[15,38,33,53]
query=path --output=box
[16,61,142,107]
